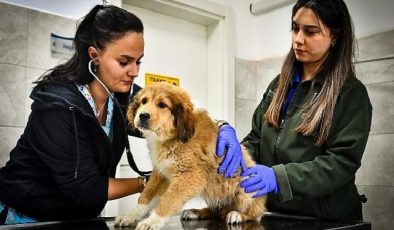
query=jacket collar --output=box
[312,71,325,89]
[30,82,94,116]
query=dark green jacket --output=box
[242,72,372,220]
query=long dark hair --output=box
[37,5,143,84]
[264,0,356,145]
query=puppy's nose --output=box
[139,112,150,122]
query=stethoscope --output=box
[88,60,151,176]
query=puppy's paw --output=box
[226,211,243,225]
[135,211,167,230]
[114,214,138,227]
[114,204,150,227]
[181,209,199,220]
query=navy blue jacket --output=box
[0,82,141,221]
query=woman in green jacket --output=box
[216,0,372,220]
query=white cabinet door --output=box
[129,5,208,108]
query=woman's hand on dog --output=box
[216,124,246,178]
[216,124,278,198]
[240,164,279,198]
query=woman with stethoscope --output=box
[0,4,148,224]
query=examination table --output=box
[0,212,371,230]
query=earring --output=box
[331,40,336,48]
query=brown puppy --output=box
[114,82,266,230]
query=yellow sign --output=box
[145,72,180,86]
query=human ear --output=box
[88,46,99,64]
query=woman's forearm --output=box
[108,177,141,200]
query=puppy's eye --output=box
[141,98,147,104]
[158,102,167,109]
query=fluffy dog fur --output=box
[114,82,266,230]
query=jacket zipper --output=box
[276,87,299,159]
[276,90,317,159]
[69,106,115,176]
[275,118,285,161]
[69,107,81,179]
[276,88,294,159]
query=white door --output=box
[103,0,234,217]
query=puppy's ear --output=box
[174,103,195,143]
[127,92,142,129]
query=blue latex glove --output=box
[216,125,246,178]
[240,164,279,198]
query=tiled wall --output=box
[235,30,394,230]
[355,30,394,230]
[0,2,75,166]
